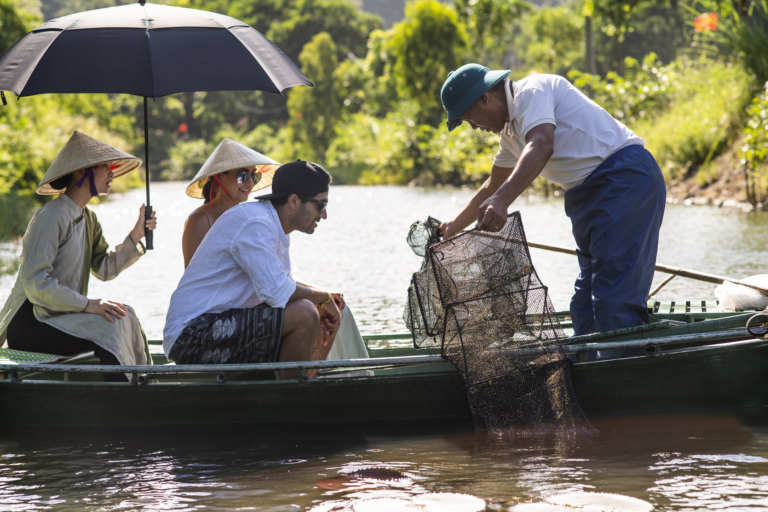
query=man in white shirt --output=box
[439,64,666,336]
[163,161,341,378]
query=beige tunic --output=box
[0,195,151,365]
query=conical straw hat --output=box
[37,131,142,195]
[186,139,280,199]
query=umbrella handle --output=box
[143,97,153,251]
[145,205,154,250]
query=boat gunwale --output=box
[1,332,764,381]
[1,311,762,378]
[1,337,766,390]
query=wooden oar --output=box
[526,240,768,297]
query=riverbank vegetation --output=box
[1,0,768,240]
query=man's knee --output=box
[285,299,320,327]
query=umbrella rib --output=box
[142,2,156,99]
[221,24,294,96]
[10,12,89,96]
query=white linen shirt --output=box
[163,201,297,356]
[493,75,644,190]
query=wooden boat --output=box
[0,300,766,427]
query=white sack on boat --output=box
[715,275,768,312]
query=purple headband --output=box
[76,167,98,197]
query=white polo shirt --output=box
[163,201,297,356]
[493,75,644,190]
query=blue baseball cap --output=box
[440,63,510,131]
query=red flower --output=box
[694,12,718,32]
[177,122,188,134]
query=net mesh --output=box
[404,213,595,433]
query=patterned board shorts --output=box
[169,304,284,364]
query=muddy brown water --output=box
[1,183,768,510]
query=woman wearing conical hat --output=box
[181,139,370,364]
[0,131,157,380]
[182,138,280,268]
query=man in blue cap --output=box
[439,64,666,336]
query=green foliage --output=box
[741,83,768,204]
[159,139,211,182]
[286,32,341,163]
[385,0,468,126]
[569,53,678,125]
[39,0,134,22]
[689,0,768,87]
[176,0,380,65]
[630,59,750,180]
[620,2,685,65]
[0,0,41,53]
[0,96,132,199]
[0,193,35,242]
[586,0,667,72]
[519,5,584,75]
[266,0,382,62]
[334,30,399,119]
[326,103,498,186]
[453,0,530,67]
[16,0,764,197]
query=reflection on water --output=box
[2,411,768,510]
[2,183,768,338]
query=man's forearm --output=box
[289,283,330,305]
[494,141,552,208]
[445,165,514,236]
[450,177,496,232]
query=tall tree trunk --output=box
[585,15,596,75]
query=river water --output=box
[1,183,768,511]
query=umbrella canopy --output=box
[0,2,313,98]
[0,0,313,250]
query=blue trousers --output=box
[564,145,666,336]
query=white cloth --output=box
[324,306,371,378]
[493,76,644,190]
[326,306,369,361]
[163,201,297,356]
[0,195,149,365]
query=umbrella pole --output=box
[143,96,154,250]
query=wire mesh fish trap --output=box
[404,213,595,432]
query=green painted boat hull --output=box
[1,337,766,426]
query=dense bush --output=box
[0,194,34,242]
[326,102,500,186]
[741,82,768,205]
[4,0,765,202]
[630,60,750,180]
[569,53,678,125]
[691,0,768,87]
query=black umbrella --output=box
[0,0,312,249]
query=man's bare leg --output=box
[278,298,320,380]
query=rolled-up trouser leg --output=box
[565,145,666,335]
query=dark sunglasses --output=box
[225,169,262,185]
[300,197,328,212]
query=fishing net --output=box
[403,213,594,433]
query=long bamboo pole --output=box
[526,240,768,296]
